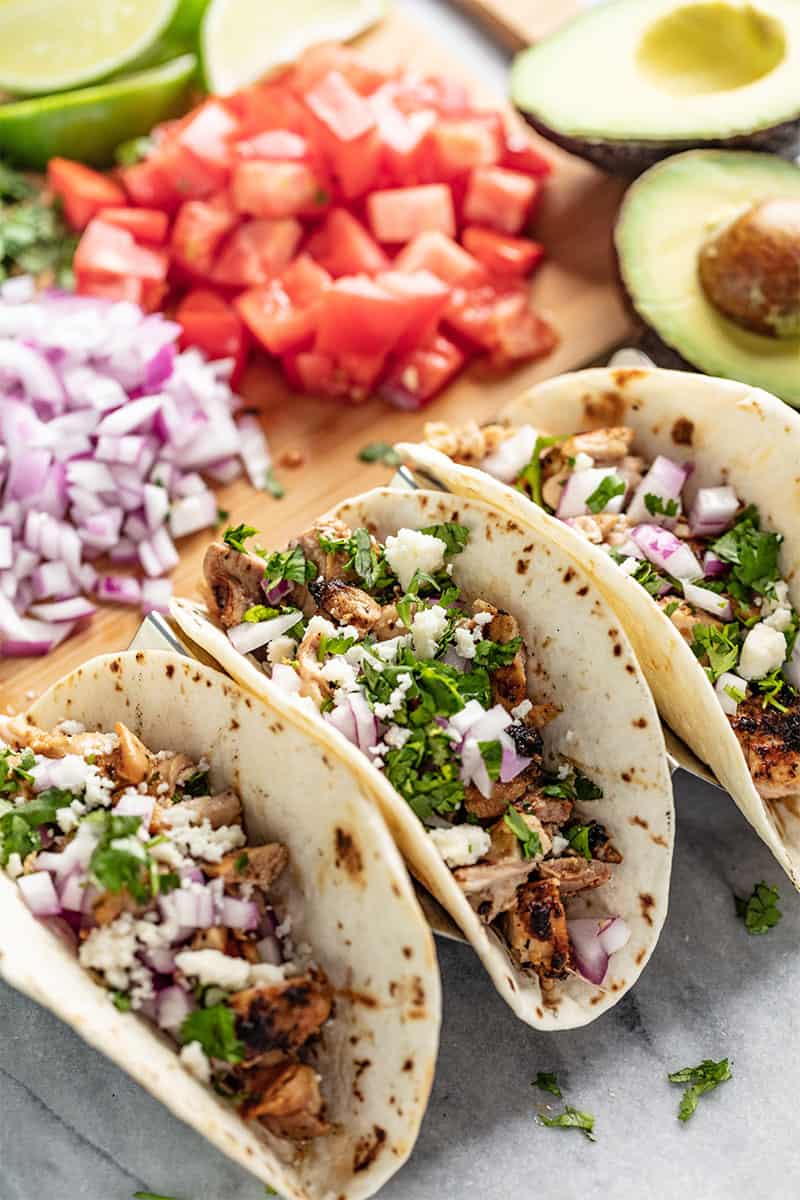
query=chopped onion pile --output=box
[0,283,271,657]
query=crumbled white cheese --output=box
[550,834,569,856]
[429,824,491,869]
[31,754,89,793]
[321,657,359,693]
[128,962,155,1010]
[410,604,448,659]
[473,611,494,627]
[384,528,446,591]
[56,806,80,834]
[170,819,246,863]
[763,607,793,633]
[6,852,23,879]
[574,452,594,472]
[738,622,787,680]
[510,699,532,721]
[762,580,790,616]
[715,671,748,716]
[373,671,413,721]
[373,636,410,663]
[175,948,251,991]
[249,962,290,985]
[619,556,640,576]
[306,614,337,640]
[179,1040,211,1084]
[267,635,296,665]
[55,720,86,735]
[83,765,115,810]
[79,914,139,990]
[384,724,411,749]
[149,839,186,869]
[454,622,481,660]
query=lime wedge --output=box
[201,0,386,94]
[0,54,196,170]
[0,0,180,95]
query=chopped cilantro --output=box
[216,507,229,525]
[0,165,77,285]
[133,1193,179,1200]
[319,527,395,593]
[0,747,35,796]
[664,600,681,618]
[723,682,746,704]
[734,881,781,934]
[180,770,210,797]
[503,806,542,859]
[610,551,672,598]
[317,633,357,661]
[668,1058,731,1122]
[472,636,522,670]
[515,434,564,509]
[711,506,781,596]
[263,544,316,587]
[644,493,679,518]
[541,770,603,804]
[223,523,258,553]
[755,669,795,713]
[575,773,603,802]
[358,442,401,467]
[243,604,279,623]
[113,992,132,1012]
[533,1071,562,1098]
[586,474,625,514]
[566,823,593,861]
[384,725,464,820]
[0,785,75,862]
[478,740,502,781]
[419,522,469,559]
[537,1104,596,1141]
[689,622,741,683]
[264,467,285,499]
[90,819,152,903]
[180,1003,244,1064]
[234,853,249,874]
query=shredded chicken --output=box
[92,889,143,927]
[0,716,114,761]
[525,793,573,825]
[203,542,265,627]
[205,843,289,889]
[310,578,382,633]
[473,601,528,711]
[562,426,635,464]
[110,723,151,785]
[230,970,333,1057]
[538,856,613,893]
[730,692,800,800]
[504,878,571,979]
[241,1061,330,1138]
[175,791,242,830]
[454,859,534,922]
[295,624,334,705]
[570,512,632,547]
[291,517,359,581]
[541,469,570,510]
[150,753,195,793]
[423,419,510,464]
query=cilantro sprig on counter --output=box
[668,1058,732,1122]
[735,881,781,934]
[533,1071,562,1098]
[537,1104,596,1141]
[358,442,402,467]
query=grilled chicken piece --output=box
[295,624,334,705]
[464,775,530,820]
[205,843,289,888]
[291,517,357,581]
[570,513,632,547]
[92,889,143,926]
[473,601,528,711]
[525,792,573,825]
[541,469,569,510]
[113,723,151,784]
[454,859,534,922]
[423,419,509,465]
[372,602,407,640]
[0,717,114,761]
[310,578,382,633]
[172,791,242,830]
[240,1061,330,1137]
[562,426,634,464]
[730,691,800,800]
[149,753,194,793]
[203,542,265,627]
[657,597,722,644]
[504,878,571,979]
[190,926,229,952]
[231,970,333,1057]
[538,856,613,893]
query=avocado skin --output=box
[519,111,800,177]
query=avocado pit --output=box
[698,198,800,338]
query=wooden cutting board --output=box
[448,0,587,49]
[0,6,636,713]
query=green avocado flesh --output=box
[615,149,800,404]
[511,0,800,170]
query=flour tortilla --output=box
[0,651,440,1200]
[172,488,674,1030]
[399,366,800,889]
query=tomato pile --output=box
[49,44,555,408]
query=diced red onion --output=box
[631,524,702,579]
[237,414,271,489]
[228,610,300,654]
[348,691,380,752]
[169,490,217,539]
[95,574,142,606]
[715,671,748,715]
[557,467,625,519]
[144,947,176,975]
[18,871,62,917]
[500,744,532,783]
[143,483,169,531]
[325,701,358,746]
[156,984,194,1033]
[703,551,727,578]
[110,538,138,564]
[263,578,291,604]
[221,896,260,930]
[468,704,511,744]
[460,737,492,798]
[174,472,206,497]
[141,578,172,614]
[682,580,733,621]
[59,869,89,913]
[689,485,739,537]
[568,918,610,984]
[113,792,155,830]
[627,455,689,525]
[596,916,631,956]
[448,699,486,739]
[481,424,539,484]
[0,525,12,569]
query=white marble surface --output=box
[3,3,799,1199]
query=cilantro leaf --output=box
[243,604,279,623]
[358,442,401,467]
[264,468,285,499]
[533,1071,562,1098]
[668,1058,731,1122]
[734,881,781,934]
[575,773,603,802]
[478,739,502,781]
[537,1104,596,1141]
[711,506,781,596]
[515,434,565,509]
[541,770,603,804]
[223,523,257,553]
[263,545,316,587]
[419,522,469,559]
[317,633,357,660]
[586,475,625,514]
[472,636,522,670]
[113,992,132,1012]
[180,770,210,797]
[0,786,75,862]
[566,822,593,860]
[689,622,741,683]
[180,1003,244,1064]
[755,669,795,713]
[644,493,679,518]
[503,806,542,859]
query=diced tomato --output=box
[75,271,145,306]
[305,71,375,142]
[176,100,238,170]
[293,349,385,404]
[306,208,388,277]
[462,166,539,235]
[429,116,502,177]
[445,281,556,365]
[226,83,312,139]
[234,130,309,160]
[75,219,168,282]
[150,134,229,201]
[501,127,553,178]
[379,335,465,409]
[367,183,455,243]
[370,84,436,184]
[210,218,303,288]
[47,158,125,231]
[118,158,179,212]
[461,227,544,277]
[237,280,319,355]
[489,303,556,367]
[231,160,328,219]
[393,74,470,116]
[315,276,411,358]
[394,231,485,287]
[170,194,238,278]
[327,125,384,199]
[280,254,332,305]
[176,289,248,385]
[376,269,450,355]
[288,44,386,97]
[97,207,169,244]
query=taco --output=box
[171,487,674,1030]
[399,366,800,887]
[0,650,439,1200]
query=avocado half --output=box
[511,0,800,174]
[615,149,800,404]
